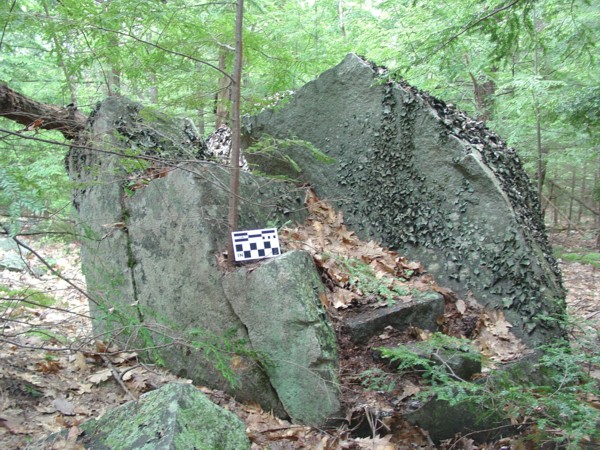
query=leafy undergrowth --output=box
[0,216,598,449]
[554,234,600,268]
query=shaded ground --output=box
[0,229,598,449]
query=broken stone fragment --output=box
[222,250,343,426]
[343,291,445,343]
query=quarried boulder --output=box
[243,53,565,346]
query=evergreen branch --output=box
[432,0,525,55]
[81,23,234,84]
[0,0,17,53]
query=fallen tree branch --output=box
[0,83,87,139]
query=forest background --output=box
[0,0,598,231]
[0,1,599,447]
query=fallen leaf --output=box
[36,360,62,374]
[111,352,137,364]
[88,368,112,384]
[53,396,76,416]
[72,352,88,372]
[0,415,27,434]
[354,434,395,449]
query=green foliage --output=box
[185,327,270,389]
[245,134,335,174]
[380,330,600,447]
[91,295,265,389]
[358,367,396,393]
[378,333,481,378]
[337,257,411,306]
[556,251,600,268]
[25,329,68,344]
[1,0,597,231]
[0,168,46,235]
[0,285,57,310]
[22,383,43,398]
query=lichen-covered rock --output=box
[37,383,251,450]
[242,53,565,346]
[223,250,343,426]
[67,97,342,425]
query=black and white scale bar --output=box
[232,228,281,262]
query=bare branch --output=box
[8,233,99,306]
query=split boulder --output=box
[67,97,340,425]
[243,53,565,347]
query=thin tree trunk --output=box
[338,0,347,38]
[533,2,547,202]
[568,168,576,231]
[549,173,558,227]
[465,55,496,122]
[227,0,244,265]
[215,48,231,127]
[195,62,206,136]
[197,108,205,136]
[148,74,158,104]
[595,157,600,250]
[547,179,599,217]
[577,161,587,224]
[109,64,121,96]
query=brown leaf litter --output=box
[0,202,597,449]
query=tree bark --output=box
[0,83,87,139]
[227,0,244,265]
[215,48,231,127]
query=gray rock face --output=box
[405,396,512,444]
[243,53,565,346]
[223,250,342,426]
[67,97,341,425]
[343,291,444,344]
[0,237,28,272]
[36,383,251,450]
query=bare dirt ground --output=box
[0,230,598,449]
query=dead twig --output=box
[100,354,138,402]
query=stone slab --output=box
[222,250,343,426]
[344,291,445,343]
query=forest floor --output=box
[0,230,598,450]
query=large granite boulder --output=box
[242,53,565,346]
[66,97,340,425]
